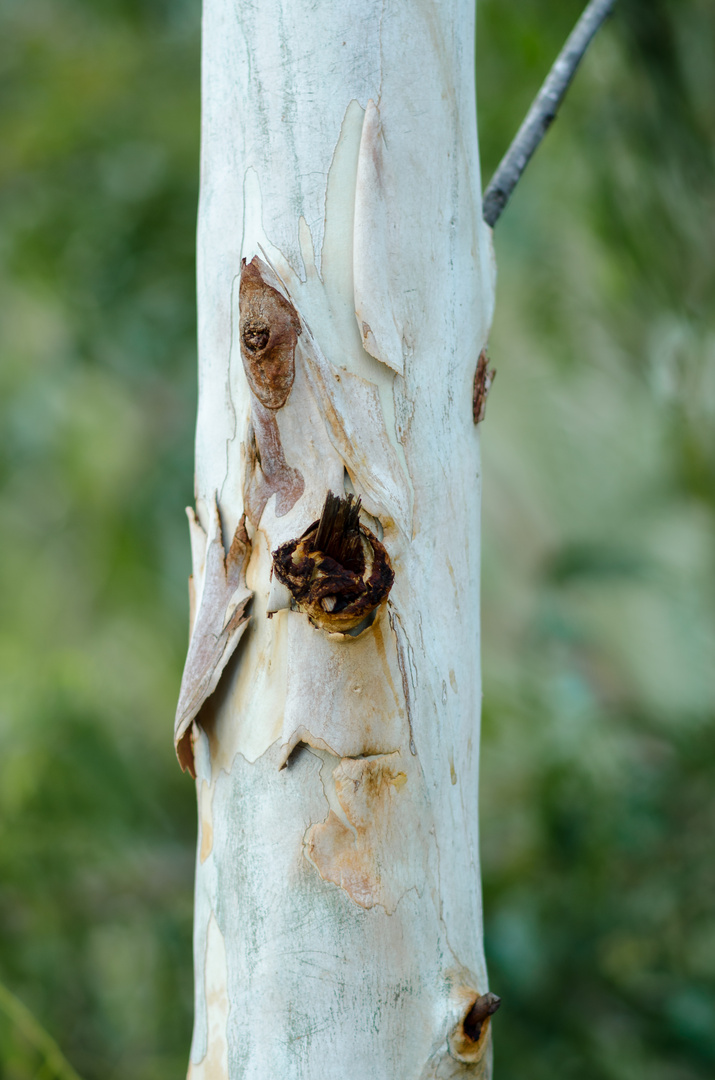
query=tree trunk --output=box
[176,0,496,1076]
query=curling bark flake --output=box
[178,0,497,1077]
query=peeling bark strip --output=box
[174,497,252,777]
[272,492,394,632]
[472,350,496,425]
[239,257,301,409]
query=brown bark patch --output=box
[174,498,252,777]
[272,491,393,632]
[239,257,301,409]
[472,350,496,425]
[187,913,229,1080]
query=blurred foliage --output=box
[0,1,199,1077]
[0,0,712,1078]
[478,2,715,1079]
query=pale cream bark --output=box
[177,0,497,1076]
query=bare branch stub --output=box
[473,350,496,425]
[239,257,301,409]
[482,0,617,227]
[463,992,501,1044]
[272,492,394,633]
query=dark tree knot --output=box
[272,491,394,633]
[239,257,301,409]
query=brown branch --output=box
[482,0,617,227]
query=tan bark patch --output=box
[199,780,214,864]
[306,753,419,913]
[187,914,229,1080]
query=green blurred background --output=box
[0,1,713,1077]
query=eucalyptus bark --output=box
[176,1,496,1077]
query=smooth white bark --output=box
[182,1,496,1076]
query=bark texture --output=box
[180,0,496,1076]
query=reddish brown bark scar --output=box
[239,257,301,409]
[243,402,305,525]
[272,491,394,633]
[472,349,496,424]
[174,498,252,777]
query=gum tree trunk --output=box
[175,0,497,1076]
